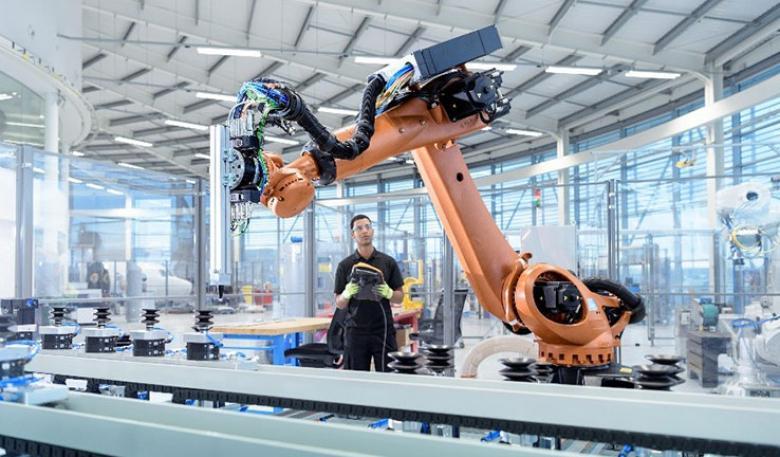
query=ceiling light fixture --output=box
[318,107,359,116]
[506,128,544,137]
[0,93,13,101]
[624,70,681,80]
[106,188,124,195]
[114,136,153,148]
[118,162,144,170]
[195,91,235,102]
[67,177,83,184]
[354,56,400,65]
[86,183,104,190]
[6,121,45,129]
[545,65,603,76]
[165,119,209,131]
[466,62,517,71]
[32,167,45,174]
[195,46,262,58]
[264,136,300,146]
[71,150,85,157]
[194,153,211,160]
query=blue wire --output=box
[205,332,223,348]
[618,444,634,457]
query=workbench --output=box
[212,317,332,366]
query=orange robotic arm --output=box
[226,37,644,370]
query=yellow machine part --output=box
[402,259,424,310]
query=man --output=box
[334,214,404,371]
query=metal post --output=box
[556,130,570,225]
[195,179,206,309]
[15,146,33,297]
[442,236,455,348]
[607,179,618,281]
[304,203,316,319]
[705,66,724,296]
[208,125,232,286]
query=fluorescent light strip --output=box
[71,150,85,157]
[506,128,544,137]
[481,126,493,131]
[195,91,235,102]
[318,107,359,116]
[0,94,13,101]
[185,179,196,184]
[354,56,401,65]
[67,177,83,184]
[625,70,681,80]
[86,183,104,190]
[118,162,144,170]
[114,136,153,148]
[165,119,209,131]
[545,66,603,76]
[264,136,300,146]
[194,153,210,160]
[6,121,45,129]
[466,62,517,72]
[106,188,124,196]
[195,46,262,58]
[32,167,45,174]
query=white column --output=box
[705,67,725,294]
[557,130,570,225]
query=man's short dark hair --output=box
[350,214,372,230]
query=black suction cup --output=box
[193,310,214,332]
[500,357,537,382]
[645,354,685,366]
[141,309,160,330]
[94,307,111,327]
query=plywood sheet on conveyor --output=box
[212,317,331,335]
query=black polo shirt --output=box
[334,248,404,332]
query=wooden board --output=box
[213,317,332,336]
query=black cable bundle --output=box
[262,75,387,161]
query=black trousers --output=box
[345,327,397,372]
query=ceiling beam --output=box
[246,0,258,41]
[183,99,219,114]
[503,55,581,99]
[153,81,190,99]
[166,35,187,62]
[82,53,107,69]
[133,125,178,137]
[526,64,629,118]
[548,0,576,35]
[301,0,705,71]
[600,0,648,46]
[494,0,509,20]
[653,0,723,55]
[156,134,207,147]
[321,83,364,106]
[501,45,531,62]
[120,22,136,46]
[82,85,101,94]
[705,3,780,66]
[119,67,151,82]
[252,61,283,81]
[338,16,372,65]
[109,112,166,127]
[559,76,688,128]
[207,55,230,77]
[94,99,133,110]
[296,72,327,91]
[294,6,314,48]
[394,26,425,56]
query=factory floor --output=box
[106,308,714,394]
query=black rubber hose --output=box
[275,75,387,161]
[582,278,645,324]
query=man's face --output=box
[351,218,374,247]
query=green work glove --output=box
[376,283,393,300]
[341,282,359,300]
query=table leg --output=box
[272,335,285,366]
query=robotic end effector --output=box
[223,26,510,231]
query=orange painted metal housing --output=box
[256,97,633,367]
